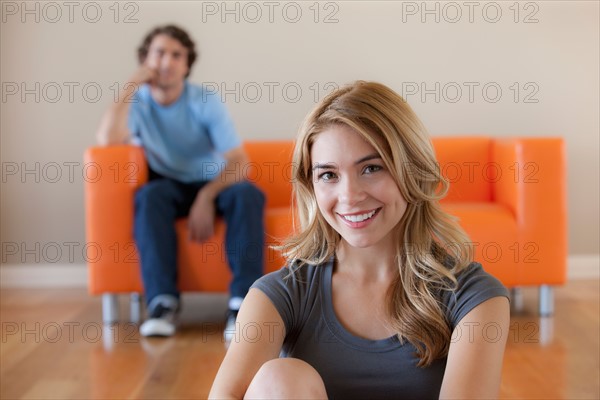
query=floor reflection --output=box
[89,322,226,399]
[501,310,566,399]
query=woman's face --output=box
[310,124,408,250]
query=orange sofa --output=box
[84,137,566,322]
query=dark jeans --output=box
[133,169,265,308]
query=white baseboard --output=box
[1,255,598,288]
[0,264,88,288]
[567,254,600,280]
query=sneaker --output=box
[223,309,239,346]
[140,303,177,337]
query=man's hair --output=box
[137,24,198,78]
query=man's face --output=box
[144,34,189,89]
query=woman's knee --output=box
[245,358,327,399]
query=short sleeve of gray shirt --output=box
[251,259,509,399]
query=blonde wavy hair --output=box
[281,81,473,367]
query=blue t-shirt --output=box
[127,81,241,183]
[251,259,509,399]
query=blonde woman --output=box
[210,81,510,399]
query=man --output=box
[96,25,265,340]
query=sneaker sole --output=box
[140,318,175,337]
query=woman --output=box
[209,81,510,399]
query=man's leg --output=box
[216,181,265,344]
[216,181,266,301]
[134,177,202,336]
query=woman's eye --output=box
[318,171,337,182]
[364,165,382,174]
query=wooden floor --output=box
[1,280,599,399]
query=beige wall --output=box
[1,1,598,267]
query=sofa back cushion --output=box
[244,141,295,208]
[244,137,493,208]
[432,137,493,202]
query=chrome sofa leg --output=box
[130,293,142,323]
[510,287,524,313]
[102,293,120,324]
[539,285,554,317]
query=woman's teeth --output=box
[342,210,377,223]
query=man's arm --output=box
[95,66,157,146]
[188,146,250,242]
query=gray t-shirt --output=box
[251,258,508,399]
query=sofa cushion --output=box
[433,137,493,203]
[244,141,294,209]
[442,202,519,286]
[176,207,294,292]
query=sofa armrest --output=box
[83,145,148,294]
[493,138,567,284]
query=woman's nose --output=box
[338,176,367,205]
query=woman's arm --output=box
[209,288,286,399]
[439,296,510,399]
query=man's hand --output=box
[129,64,159,88]
[188,191,216,242]
[187,147,248,242]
